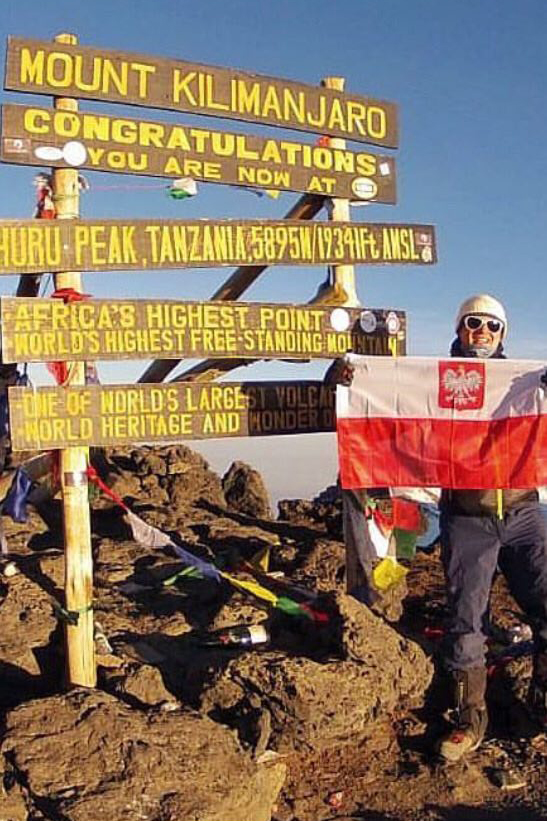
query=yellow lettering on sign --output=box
[237,166,290,190]
[22,391,58,418]
[235,136,260,161]
[20,48,45,84]
[0,225,62,270]
[307,175,335,194]
[205,74,229,111]
[283,89,306,125]
[19,47,156,98]
[131,62,156,98]
[172,70,197,105]
[202,412,241,434]
[14,304,33,331]
[398,228,420,261]
[381,228,419,261]
[346,102,368,138]
[233,79,261,116]
[328,98,346,131]
[166,126,191,151]
[355,153,377,176]
[261,85,282,119]
[21,415,93,446]
[367,106,388,140]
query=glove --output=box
[323,358,355,387]
[540,369,547,387]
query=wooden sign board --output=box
[0,218,437,275]
[0,298,406,363]
[0,104,397,202]
[8,380,337,450]
[4,37,399,148]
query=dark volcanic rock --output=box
[222,461,272,519]
[278,484,342,536]
[199,592,433,754]
[105,445,225,510]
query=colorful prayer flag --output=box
[3,468,33,522]
[167,177,198,199]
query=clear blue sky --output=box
[1,1,545,502]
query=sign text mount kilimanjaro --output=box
[5,37,398,147]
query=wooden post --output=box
[322,77,359,308]
[51,32,96,687]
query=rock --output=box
[108,470,143,501]
[2,690,286,821]
[117,663,175,708]
[0,766,28,821]
[223,461,272,519]
[199,592,433,754]
[0,567,60,705]
[278,484,342,536]
[292,538,345,592]
[105,445,225,510]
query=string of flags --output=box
[84,466,328,622]
[0,449,425,600]
[33,172,282,203]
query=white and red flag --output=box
[336,356,547,490]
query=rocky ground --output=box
[0,444,545,821]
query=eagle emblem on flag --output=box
[438,361,485,409]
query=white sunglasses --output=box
[462,315,504,334]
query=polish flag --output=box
[336,356,547,490]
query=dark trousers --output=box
[440,503,547,670]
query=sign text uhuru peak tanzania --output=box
[0,298,406,362]
[8,381,336,450]
[5,38,398,147]
[0,219,436,275]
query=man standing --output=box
[438,294,547,761]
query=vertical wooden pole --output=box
[322,76,359,307]
[52,32,96,687]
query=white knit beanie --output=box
[455,294,508,338]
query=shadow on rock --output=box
[199,499,328,548]
[104,628,243,710]
[0,647,64,712]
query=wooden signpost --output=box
[1,31,437,691]
[48,33,95,689]
[1,103,397,201]
[8,380,336,450]
[0,298,407,362]
[4,37,399,147]
[0,218,436,275]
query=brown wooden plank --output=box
[0,218,437,275]
[8,380,336,450]
[0,298,406,363]
[4,37,399,147]
[0,103,397,202]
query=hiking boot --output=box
[438,667,488,762]
[528,652,547,730]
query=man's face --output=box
[458,313,504,357]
